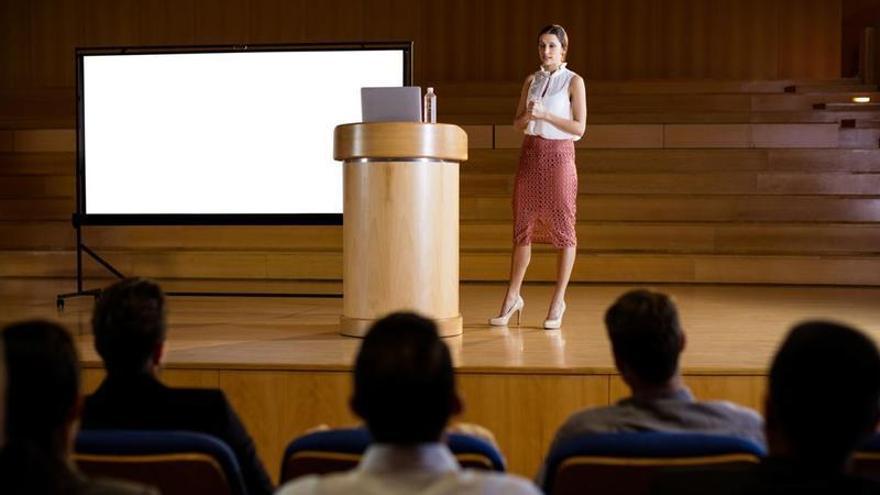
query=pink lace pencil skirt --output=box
[513,135,578,248]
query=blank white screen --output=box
[83,50,404,215]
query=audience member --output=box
[276,311,541,495]
[537,289,764,484]
[653,320,880,494]
[0,320,157,495]
[81,278,273,495]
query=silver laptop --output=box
[361,86,422,122]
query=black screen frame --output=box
[74,41,413,227]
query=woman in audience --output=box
[491,23,587,330]
[0,320,157,495]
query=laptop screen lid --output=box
[361,86,422,122]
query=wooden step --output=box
[441,93,880,116]
[841,119,880,129]
[839,129,880,149]
[460,252,880,285]
[815,102,880,111]
[458,222,880,255]
[465,149,880,173]
[0,198,73,220]
[4,250,879,286]
[787,83,880,94]
[0,175,74,198]
[0,277,343,299]
[445,110,880,126]
[460,172,880,196]
[4,221,880,256]
[0,152,74,175]
[751,93,880,112]
[435,80,863,97]
[5,129,75,153]
[493,124,840,149]
[0,250,344,280]
[460,195,880,223]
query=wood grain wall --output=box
[81,365,767,481]
[842,0,880,76]
[1,0,844,92]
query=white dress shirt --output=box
[525,63,582,141]
[276,443,541,495]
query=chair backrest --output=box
[543,432,766,495]
[75,430,247,495]
[853,432,880,482]
[279,427,506,483]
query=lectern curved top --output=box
[334,122,468,162]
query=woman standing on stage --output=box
[490,24,586,330]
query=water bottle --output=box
[424,87,437,123]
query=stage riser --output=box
[7,196,880,223]
[7,149,880,175]
[449,111,880,126]
[6,223,880,256]
[3,79,879,287]
[6,125,877,153]
[6,251,880,286]
[80,366,766,482]
[10,172,880,198]
[439,93,880,115]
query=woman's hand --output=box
[528,100,548,121]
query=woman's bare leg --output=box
[548,245,576,319]
[498,243,532,315]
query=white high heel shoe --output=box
[543,301,566,330]
[489,296,524,327]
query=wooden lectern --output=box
[333,122,468,337]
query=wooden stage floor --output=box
[3,280,880,478]
[3,282,878,374]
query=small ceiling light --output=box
[852,96,871,103]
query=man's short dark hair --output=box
[92,278,166,375]
[352,312,456,444]
[3,320,80,449]
[604,289,683,385]
[769,321,880,466]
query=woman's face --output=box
[538,33,565,69]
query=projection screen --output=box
[76,43,411,225]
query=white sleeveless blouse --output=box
[525,64,581,141]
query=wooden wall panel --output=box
[194,0,249,45]
[138,0,197,46]
[0,0,31,88]
[1,1,845,90]
[777,0,843,78]
[30,0,80,88]
[457,373,609,477]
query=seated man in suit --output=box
[652,320,880,495]
[537,289,764,485]
[81,278,273,495]
[276,311,541,495]
[1,320,157,495]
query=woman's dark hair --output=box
[538,24,569,53]
[1,320,81,493]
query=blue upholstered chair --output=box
[853,432,880,482]
[75,430,247,495]
[279,427,506,483]
[542,432,766,495]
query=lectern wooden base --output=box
[334,123,468,338]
